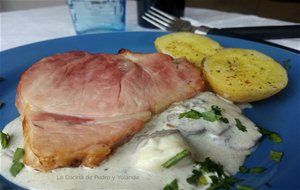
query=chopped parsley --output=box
[219,117,229,124]
[202,110,221,122]
[186,169,202,185]
[187,158,215,186]
[211,105,222,115]
[239,166,266,174]
[249,167,266,173]
[162,149,189,168]
[199,175,208,185]
[206,176,243,190]
[197,158,224,176]
[10,162,24,177]
[269,133,282,143]
[235,119,247,132]
[258,126,282,143]
[187,158,243,190]
[270,150,283,162]
[163,179,178,190]
[10,148,25,177]
[179,105,228,123]
[209,175,219,184]
[203,106,228,123]
[0,131,10,149]
[257,126,271,136]
[13,148,25,162]
[239,166,249,173]
[236,184,254,190]
[179,109,201,119]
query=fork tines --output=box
[142,6,178,30]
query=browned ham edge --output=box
[16,49,205,171]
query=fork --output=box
[142,6,300,40]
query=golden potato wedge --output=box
[203,48,288,102]
[155,32,223,67]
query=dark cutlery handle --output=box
[207,28,263,40]
[205,28,300,54]
[222,25,300,39]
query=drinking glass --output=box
[68,0,126,35]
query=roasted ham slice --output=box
[16,50,205,171]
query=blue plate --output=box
[0,32,299,190]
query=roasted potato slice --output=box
[203,48,288,102]
[155,32,222,67]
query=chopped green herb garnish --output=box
[10,148,25,177]
[207,176,243,190]
[219,117,229,123]
[270,150,283,162]
[162,149,189,168]
[239,166,249,173]
[239,166,266,174]
[236,184,254,190]
[202,105,228,123]
[0,131,10,148]
[209,175,219,184]
[249,167,267,173]
[187,158,222,186]
[224,177,244,187]
[268,133,282,143]
[10,161,24,177]
[179,106,228,124]
[163,179,178,190]
[187,157,243,189]
[258,126,271,136]
[13,148,24,162]
[186,169,202,185]
[258,126,282,143]
[179,109,202,119]
[235,119,247,132]
[201,110,220,122]
[199,175,208,185]
[208,160,223,176]
[198,158,224,177]
[211,105,222,115]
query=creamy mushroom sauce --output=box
[0,92,261,189]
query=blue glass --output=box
[68,0,126,34]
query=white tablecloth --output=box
[1,1,299,51]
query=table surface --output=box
[0,0,299,51]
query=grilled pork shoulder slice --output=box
[16,50,205,171]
